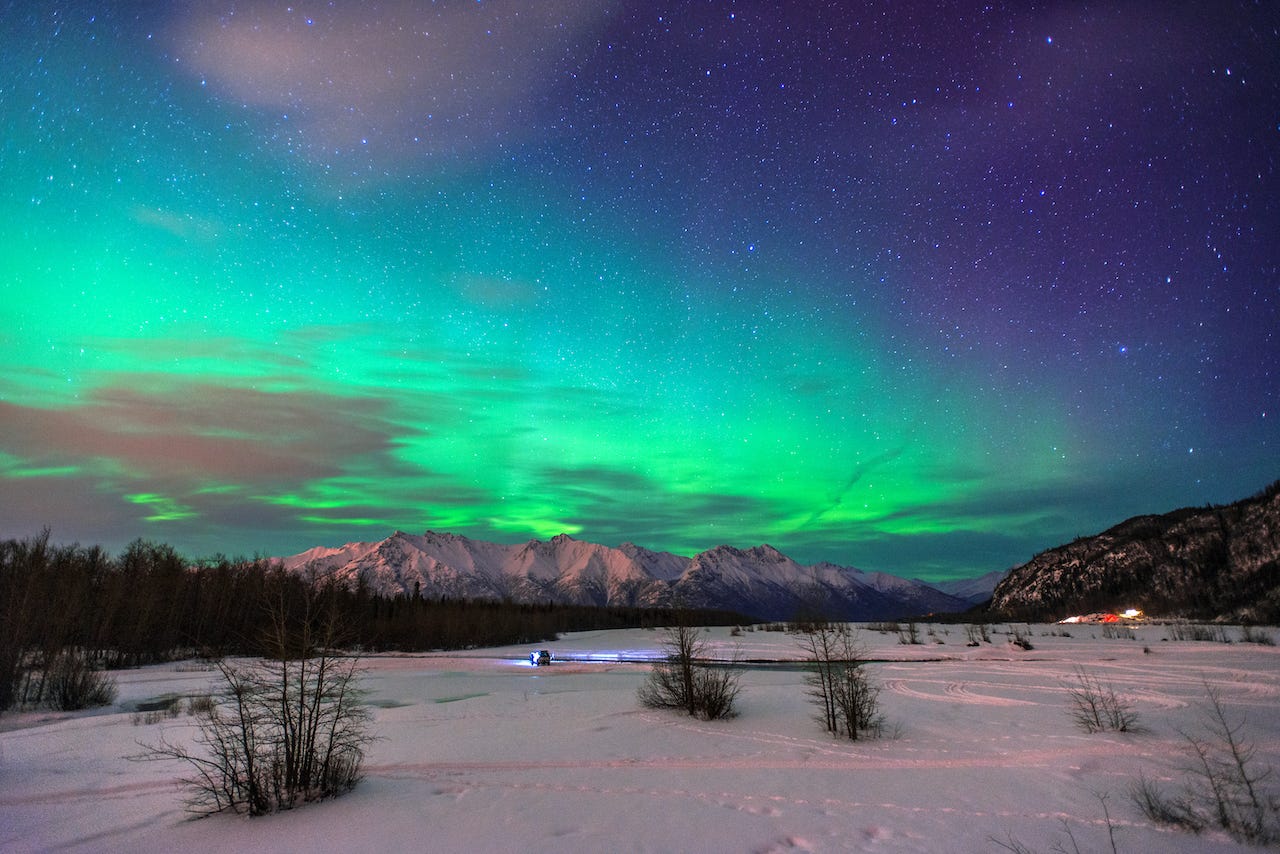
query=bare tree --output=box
[795,623,881,740]
[1131,681,1279,844]
[638,623,740,720]
[44,649,117,711]
[795,623,841,734]
[1066,667,1140,733]
[898,622,922,645]
[136,573,374,816]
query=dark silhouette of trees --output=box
[1,529,118,708]
[0,530,748,712]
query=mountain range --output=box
[281,531,988,622]
[989,480,1280,622]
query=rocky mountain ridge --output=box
[918,570,1008,605]
[282,531,978,622]
[989,480,1280,622]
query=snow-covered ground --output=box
[3,624,1278,853]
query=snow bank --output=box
[2,624,1276,852]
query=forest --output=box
[0,529,743,712]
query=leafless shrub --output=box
[638,623,740,720]
[1166,621,1229,643]
[898,622,922,645]
[1130,773,1205,834]
[691,666,739,720]
[140,651,372,815]
[1066,667,1140,734]
[44,650,117,711]
[186,693,215,716]
[135,580,375,816]
[131,695,182,725]
[1239,625,1275,646]
[1010,626,1034,651]
[964,623,990,646]
[1131,682,1279,844]
[175,660,216,673]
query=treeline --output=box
[0,529,745,711]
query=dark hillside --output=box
[989,480,1280,622]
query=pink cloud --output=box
[0,383,393,483]
[167,1,609,174]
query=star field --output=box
[1,1,1276,580]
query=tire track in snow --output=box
[366,731,1156,777]
[882,678,1036,706]
[1121,688,1188,710]
[0,778,180,808]
[365,759,1173,831]
[943,681,1038,706]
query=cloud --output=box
[0,474,136,547]
[0,382,395,483]
[131,206,222,244]
[97,336,308,373]
[167,0,612,175]
[456,275,542,310]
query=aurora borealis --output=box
[1,2,1276,581]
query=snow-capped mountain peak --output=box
[280,531,973,621]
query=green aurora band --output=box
[2,3,1273,580]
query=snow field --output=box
[2,624,1277,852]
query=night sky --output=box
[2,1,1276,581]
